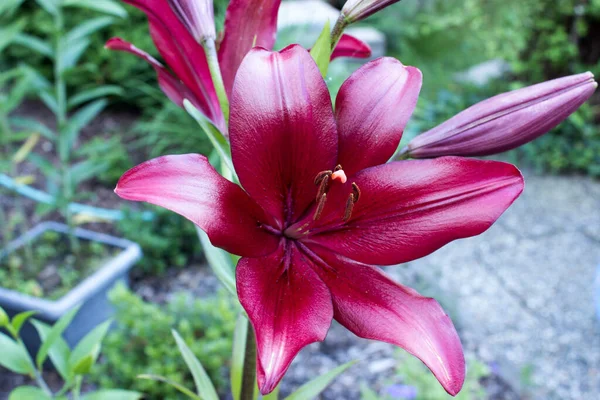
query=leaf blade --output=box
[172,330,219,400]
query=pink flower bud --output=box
[404,72,597,158]
[341,0,401,23]
[167,0,216,42]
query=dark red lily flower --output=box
[107,0,372,130]
[115,45,524,395]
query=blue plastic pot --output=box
[0,222,141,352]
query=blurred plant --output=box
[116,206,201,274]
[363,0,533,96]
[360,353,489,400]
[92,284,236,399]
[0,304,142,400]
[3,0,126,250]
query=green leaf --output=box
[10,117,56,140]
[31,320,71,381]
[8,386,52,400]
[39,91,59,115]
[61,99,107,156]
[309,21,331,78]
[0,0,25,15]
[68,319,112,374]
[11,311,37,336]
[0,306,9,327]
[27,153,60,182]
[13,33,53,58]
[72,354,95,375]
[0,332,33,375]
[284,361,356,400]
[35,0,59,16]
[172,330,219,400]
[36,306,80,369]
[197,228,236,295]
[66,16,115,44]
[137,375,201,400]
[183,99,235,175]
[0,19,26,53]
[59,37,91,72]
[68,85,124,109]
[70,159,108,186]
[230,315,248,400]
[63,0,128,18]
[82,389,143,400]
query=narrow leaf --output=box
[0,19,26,53]
[9,386,52,400]
[59,37,91,72]
[172,330,219,400]
[63,99,107,153]
[36,305,80,369]
[230,315,248,400]
[309,21,331,78]
[66,16,114,43]
[11,311,38,336]
[39,91,59,115]
[197,228,236,295]
[137,375,202,400]
[0,332,33,374]
[62,0,128,18]
[35,0,59,16]
[13,33,53,57]
[12,133,40,164]
[68,319,112,372]
[82,390,143,400]
[10,117,56,140]
[68,85,124,109]
[31,320,71,381]
[284,361,356,400]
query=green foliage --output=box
[361,353,489,400]
[92,285,236,399]
[116,206,201,274]
[0,230,117,299]
[0,304,141,399]
[365,0,532,96]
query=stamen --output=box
[343,194,355,222]
[352,182,361,202]
[314,170,332,185]
[316,174,330,202]
[313,193,327,221]
[334,164,343,172]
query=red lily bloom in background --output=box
[106,0,371,132]
[115,45,524,395]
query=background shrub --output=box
[93,284,236,399]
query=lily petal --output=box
[105,37,201,109]
[230,45,338,226]
[335,57,422,176]
[306,157,523,265]
[237,244,333,394]
[218,0,282,96]
[330,33,372,61]
[124,0,224,131]
[303,246,465,396]
[115,154,279,257]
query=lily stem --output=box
[240,317,257,400]
[202,39,230,124]
[330,14,348,51]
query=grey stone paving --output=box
[283,171,600,399]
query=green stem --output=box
[53,5,79,254]
[18,339,53,396]
[73,375,83,400]
[240,318,256,400]
[330,14,349,51]
[0,112,12,153]
[202,39,230,124]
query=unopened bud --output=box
[403,72,597,158]
[341,0,402,23]
[168,0,216,43]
